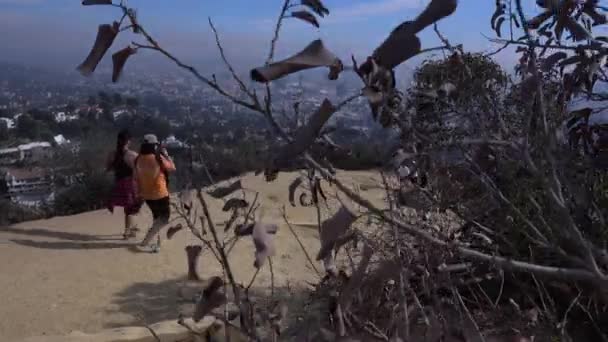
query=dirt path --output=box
[0,170,386,341]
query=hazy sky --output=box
[0,0,540,73]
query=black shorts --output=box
[146,197,170,221]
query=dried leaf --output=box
[193,276,226,322]
[362,86,384,119]
[185,245,202,281]
[234,223,256,236]
[584,4,608,26]
[372,25,421,70]
[253,222,278,268]
[314,177,327,203]
[511,13,521,28]
[494,17,505,37]
[166,224,183,240]
[410,0,458,34]
[250,39,342,83]
[299,192,312,206]
[235,222,278,237]
[223,211,239,233]
[291,10,320,28]
[222,198,248,212]
[565,17,593,41]
[536,0,560,10]
[527,11,552,29]
[77,22,119,76]
[288,177,304,207]
[541,51,568,71]
[317,205,358,261]
[82,0,113,5]
[491,0,506,30]
[207,180,242,199]
[111,46,136,83]
[558,55,584,72]
[270,99,337,171]
[301,0,329,17]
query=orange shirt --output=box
[135,154,176,200]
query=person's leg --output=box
[124,211,137,238]
[140,198,170,247]
[153,197,170,249]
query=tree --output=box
[98,91,110,103]
[17,114,42,140]
[112,93,123,105]
[0,121,8,141]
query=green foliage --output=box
[16,114,50,141]
[53,171,113,215]
[125,96,139,109]
[0,120,8,141]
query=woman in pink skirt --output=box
[106,129,141,239]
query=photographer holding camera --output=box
[133,134,176,253]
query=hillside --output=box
[0,170,387,341]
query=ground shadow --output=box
[0,226,120,241]
[104,277,193,328]
[10,239,131,250]
[104,276,315,335]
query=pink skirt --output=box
[107,177,142,215]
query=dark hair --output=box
[113,129,131,168]
[140,142,157,155]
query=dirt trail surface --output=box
[0,170,387,341]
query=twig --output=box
[207,18,258,103]
[269,257,275,298]
[266,0,291,65]
[281,207,322,277]
[559,291,581,336]
[246,267,261,290]
[454,288,485,342]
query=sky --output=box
[0,0,541,74]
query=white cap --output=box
[143,134,159,144]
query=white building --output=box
[53,134,70,146]
[0,142,52,165]
[2,167,54,207]
[54,111,78,123]
[0,117,15,129]
[112,109,129,120]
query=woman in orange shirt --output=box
[134,134,176,253]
